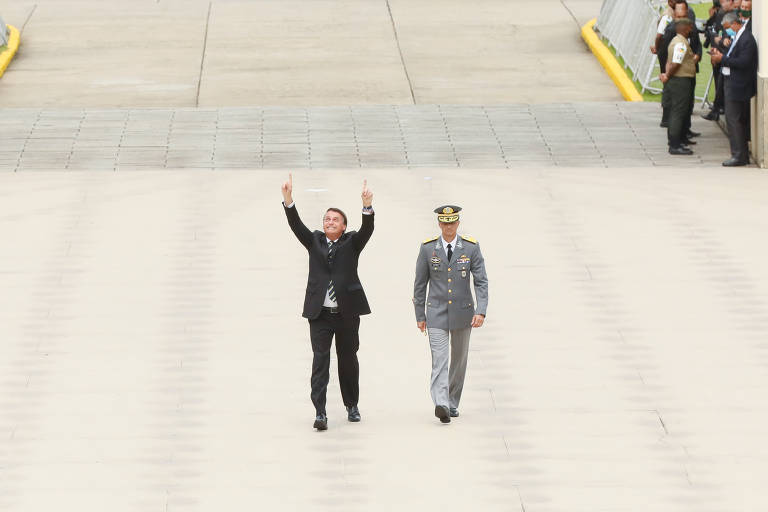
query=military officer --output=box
[413,206,489,424]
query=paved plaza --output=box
[1,0,617,107]
[0,103,732,171]
[2,0,768,511]
[2,166,768,512]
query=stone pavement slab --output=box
[1,167,768,511]
[1,0,619,107]
[0,103,734,171]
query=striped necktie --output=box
[327,240,336,302]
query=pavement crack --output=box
[385,0,416,104]
[21,4,38,35]
[195,2,213,108]
[559,0,580,27]
[488,388,497,412]
[655,409,669,436]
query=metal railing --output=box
[596,0,713,103]
[1,15,9,47]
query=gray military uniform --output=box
[413,234,489,410]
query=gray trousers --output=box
[427,327,471,409]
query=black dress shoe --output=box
[686,130,701,138]
[449,407,459,418]
[313,414,328,431]
[722,157,748,167]
[434,405,451,424]
[701,110,719,121]
[346,405,361,422]
[659,121,669,128]
[669,146,693,155]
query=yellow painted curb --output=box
[0,24,21,78]
[581,18,643,102]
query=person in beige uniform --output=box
[660,18,697,155]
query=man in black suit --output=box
[281,173,374,430]
[710,13,758,166]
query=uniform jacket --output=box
[413,235,488,330]
[658,10,702,73]
[722,28,758,101]
[284,204,373,320]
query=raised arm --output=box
[413,245,430,332]
[281,173,313,249]
[353,179,375,251]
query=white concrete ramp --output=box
[0,0,619,107]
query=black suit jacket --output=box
[284,204,374,320]
[722,29,758,101]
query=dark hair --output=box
[325,207,347,227]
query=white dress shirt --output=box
[283,201,372,307]
[441,234,459,258]
[323,236,339,307]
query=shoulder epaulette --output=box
[423,235,439,244]
[461,235,477,244]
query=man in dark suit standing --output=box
[281,173,374,430]
[710,13,758,166]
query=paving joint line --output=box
[437,104,460,167]
[482,105,510,168]
[20,4,37,35]
[385,0,416,105]
[14,109,40,172]
[195,2,213,108]
[64,110,86,170]
[559,0,580,27]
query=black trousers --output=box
[662,76,695,131]
[725,98,751,163]
[308,310,360,415]
[712,65,724,111]
[665,77,695,148]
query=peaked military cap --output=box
[434,205,461,223]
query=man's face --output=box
[721,0,732,10]
[741,0,751,11]
[439,220,459,241]
[323,210,346,240]
[674,3,688,18]
[732,0,742,9]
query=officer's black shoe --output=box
[722,157,748,167]
[687,130,701,138]
[681,138,697,145]
[669,146,694,155]
[313,413,328,431]
[449,408,459,418]
[435,405,451,424]
[346,405,361,422]
[659,121,669,128]
[701,110,720,121]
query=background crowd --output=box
[652,0,757,166]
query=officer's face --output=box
[323,211,346,240]
[439,220,459,241]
